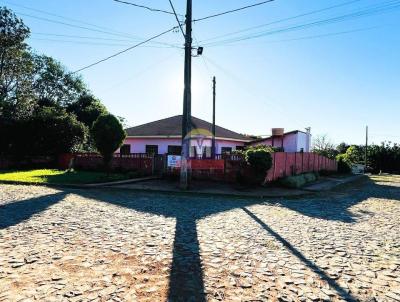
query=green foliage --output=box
[336,142,350,154]
[244,145,273,179]
[0,169,129,184]
[280,172,318,188]
[67,94,108,128]
[91,114,126,166]
[0,8,113,156]
[368,142,400,174]
[336,154,352,174]
[4,106,87,156]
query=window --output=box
[168,145,182,155]
[203,146,212,158]
[221,147,232,154]
[146,145,158,155]
[120,144,131,155]
[236,146,245,151]
[190,146,197,158]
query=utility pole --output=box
[180,0,192,189]
[365,125,368,172]
[211,76,216,159]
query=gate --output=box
[153,155,165,174]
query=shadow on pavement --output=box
[0,192,67,229]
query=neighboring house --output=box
[250,128,311,153]
[118,115,311,156]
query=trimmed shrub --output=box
[280,172,318,189]
[244,145,273,183]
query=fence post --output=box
[272,152,276,181]
[284,152,288,177]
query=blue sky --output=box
[3,0,400,145]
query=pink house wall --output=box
[252,132,310,152]
[117,137,247,154]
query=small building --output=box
[119,115,311,156]
[250,128,311,153]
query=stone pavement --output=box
[0,176,399,302]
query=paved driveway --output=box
[0,176,399,302]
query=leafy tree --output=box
[244,145,273,183]
[91,114,126,168]
[67,94,107,128]
[0,8,113,157]
[336,142,350,154]
[32,54,87,107]
[10,107,87,156]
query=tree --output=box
[244,145,273,184]
[91,114,126,168]
[32,54,87,107]
[312,135,337,159]
[67,94,107,128]
[0,8,113,158]
[0,7,32,104]
[336,142,350,154]
[9,106,87,156]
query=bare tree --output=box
[312,134,337,159]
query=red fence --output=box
[56,152,336,182]
[66,153,154,174]
[265,152,337,182]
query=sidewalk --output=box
[103,174,367,198]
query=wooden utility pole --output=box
[180,0,192,189]
[211,76,216,159]
[365,125,368,171]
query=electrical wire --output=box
[113,0,181,16]
[6,1,147,40]
[30,37,179,48]
[168,0,185,38]
[200,0,362,43]
[13,11,178,48]
[203,0,400,47]
[31,32,182,48]
[193,0,275,22]
[71,26,178,74]
[204,26,380,48]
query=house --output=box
[118,115,311,156]
[250,128,311,153]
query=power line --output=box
[31,32,182,48]
[200,0,362,43]
[71,26,178,74]
[15,11,179,48]
[30,37,179,48]
[203,0,400,47]
[204,26,380,48]
[6,1,146,40]
[168,0,185,38]
[193,0,275,22]
[113,0,181,16]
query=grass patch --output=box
[370,174,400,184]
[0,169,131,185]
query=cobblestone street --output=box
[0,176,399,302]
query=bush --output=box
[280,172,318,188]
[244,145,273,183]
[336,154,352,174]
[91,114,126,168]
